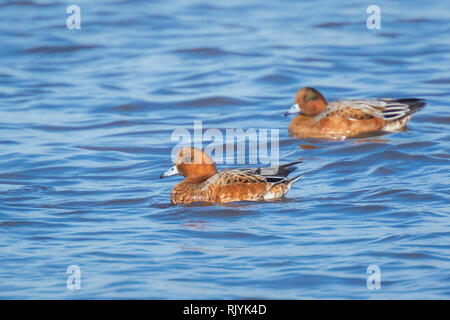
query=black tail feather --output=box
[394,98,426,114]
[276,160,303,176]
[382,98,426,120]
[244,160,302,183]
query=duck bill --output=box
[284,103,300,116]
[159,165,179,179]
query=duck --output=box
[160,147,303,204]
[285,87,426,139]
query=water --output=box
[0,0,449,299]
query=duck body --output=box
[161,147,303,204]
[171,168,302,204]
[286,88,426,139]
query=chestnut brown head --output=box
[285,87,327,117]
[160,147,217,183]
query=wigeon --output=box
[160,147,303,204]
[285,87,426,139]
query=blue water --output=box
[1,0,449,299]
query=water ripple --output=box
[0,0,449,299]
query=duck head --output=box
[285,87,327,117]
[160,147,217,183]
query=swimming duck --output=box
[285,87,425,139]
[160,147,303,204]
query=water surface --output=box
[0,0,449,299]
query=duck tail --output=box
[382,98,426,121]
[265,173,303,200]
[395,98,426,116]
[288,174,303,186]
[272,173,303,190]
